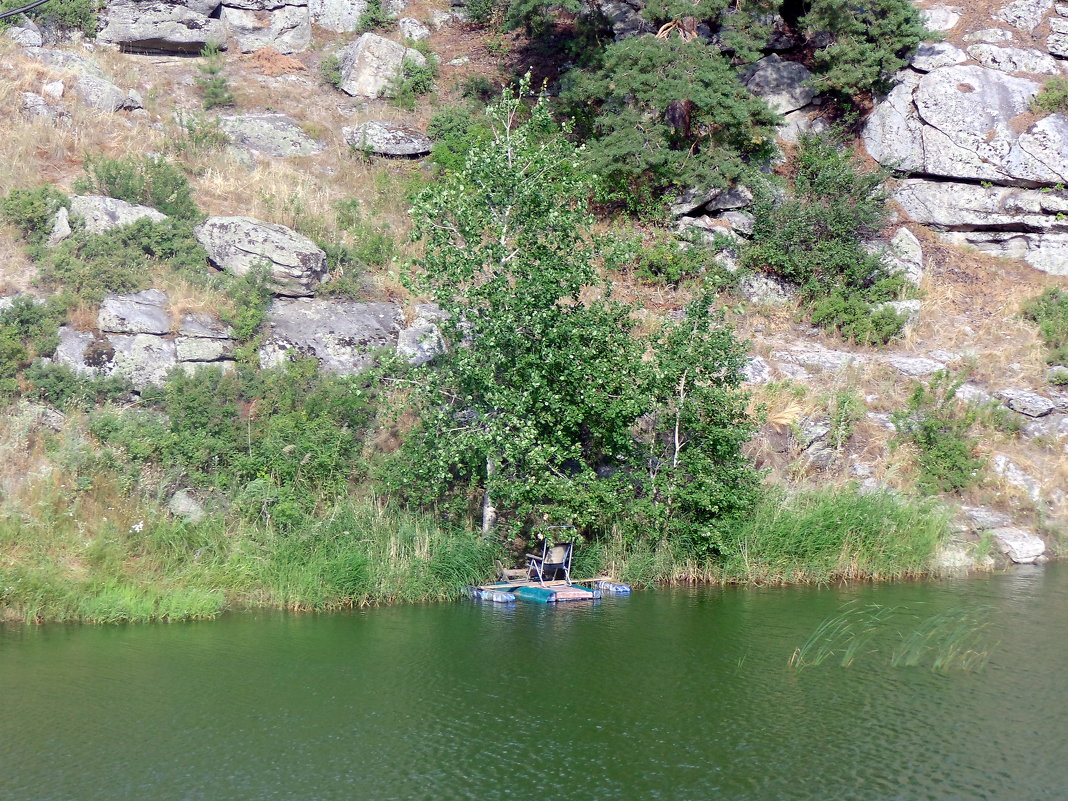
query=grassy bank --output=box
[1,477,951,624]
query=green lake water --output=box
[2,564,1067,800]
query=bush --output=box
[24,362,132,410]
[1032,77,1068,114]
[0,0,101,36]
[389,55,437,107]
[892,372,983,494]
[561,36,780,213]
[465,0,502,25]
[426,106,494,173]
[35,218,208,303]
[196,42,235,110]
[319,54,343,90]
[743,131,906,344]
[167,113,231,156]
[0,297,65,397]
[73,155,201,221]
[357,0,393,32]
[1022,287,1068,365]
[0,186,69,246]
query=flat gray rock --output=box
[175,336,234,361]
[70,195,167,234]
[6,26,43,47]
[991,525,1046,563]
[884,354,944,377]
[996,388,1056,417]
[194,216,328,296]
[343,121,431,156]
[53,327,178,388]
[993,0,1053,32]
[220,113,323,157]
[739,273,797,306]
[75,75,130,113]
[966,44,1060,74]
[992,453,1042,499]
[910,42,968,72]
[179,312,233,339]
[259,299,403,373]
[98,289,172,335]
[922,5,961,31]
[397,17,430,40]
[961,505,1014,530]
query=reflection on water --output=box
[2,564,1067,801]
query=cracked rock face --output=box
[194,216,328,296]
[219,113,323,157]
[220,0,311,54]
[342,121,431,156]
[336,33,427,98]
[98,1,229,54]
[259,299,403,373]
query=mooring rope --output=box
[0,0,53,22]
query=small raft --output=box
[466,577,627,604]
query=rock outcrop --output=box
[258,299,403,373]
[68,196,168,236]
[309,0,369,31]
[220,0,311,53]
[53,290,235,389]
[194,216,328,296]
[98,0,229,54]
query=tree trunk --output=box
[481,455,497,539]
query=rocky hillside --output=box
[0,0,1066,614]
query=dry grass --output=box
[241,47,308,77]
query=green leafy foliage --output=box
[0,0,101,36]
[0,186,69,246]
[391,81,760,548]
[319,54,343,90]
[641,0,776,63]
[389,54,437,108]
[713,486,947,583]
[561,36,780,212]
[1032,77,1068,114]
[1022,287,1068,366]
[73,155,201,221]
[196,42,235,110]
[803,0,928,98]
[893,372,983,495]
[0,297,65,397]
[34,218,208,303]
[426,106,494,174]
[90,360,376,531]
[23,362,132,410]
[744,131,905,344]
[358,0,394,32]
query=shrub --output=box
[1022,287,1068,365]
[561,36,780,212]
[319,53,343,89]
[0,0,101,36]
[73,155,201,221]
[24,362,133,409]
[0,296,65,397]
[167,113,231,155]
[357,0,393,32]
[389,55,437,107]
[426,106,493,173]
[35,218,208,303]
[196,42,235,110]
[632,237,713,286]
[0,186,69,246]
[466,0,501,25]
[1032,77,1068,114]
[892,372,983,495]
[743,131,906,344]
[460,75,496,103]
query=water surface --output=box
[3,564,1066,800]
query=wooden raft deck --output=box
[469,576,630,604]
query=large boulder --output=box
[70,195,168,234]
[742,54,815,115]
[98,1,229,54]
[194,216,328,296]
[335,33,427,98]
[309,0,369,31]
[342,121,431,156]
[219,113,323,157]
[74,75,142,113]
[966,44,1060,75]
[220,0,311,53]
[991,526,1046,564]
[258,299,403,373]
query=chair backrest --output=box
[545,543,572,567]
